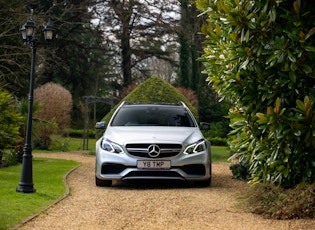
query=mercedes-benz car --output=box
[95,102,211,187]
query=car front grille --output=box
[126,143,182,158]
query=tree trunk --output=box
[121,22,132,87]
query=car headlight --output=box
[100,138,124,154]
[184,139,207,154]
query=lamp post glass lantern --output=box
[43,19,55,41]
[16,14,55,193]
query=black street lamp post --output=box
[16,14,55,193]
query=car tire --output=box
[95,177,112,187]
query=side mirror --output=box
[95,121,106,129]
[199,122,210,130]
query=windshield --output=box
[111,105,196,127]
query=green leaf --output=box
[276,165,285,172]
[266,54,278,65]
[269,7,277,22]
[289,71,296,83]
[279,108,286,115]
[240,58,249,69]
[296,99,305,111]
[304,46,315,52]
[248,21,256,30]
[245,29,250,42]
[256,112,267,120]
[293,0,300,15]
[305,26,315,41]
[287,51,296,62]
[294,130,301,136]
[290,62,298,71]
[283,168,290,177]
[301,64,313,74]
[276,97,281,107]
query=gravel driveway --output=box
[15,151,315,230]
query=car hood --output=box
[103,126,204,145]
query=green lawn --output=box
[211,146,231,162]
[0,158,79,229]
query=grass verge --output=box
[0,158,79,229]
[211,146,231,163]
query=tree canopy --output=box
[94,0,180,87]
[0,0,221,129]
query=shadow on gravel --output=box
[211,173,241,189]
[105,173,236,190]
[111,179,207,190]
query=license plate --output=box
[137,160,171,169]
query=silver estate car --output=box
[95,102,211,187]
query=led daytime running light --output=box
[184,139,206,154]
[101,138,124,154]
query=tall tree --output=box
[1,1,112,127]
[31,1,110,97]
[1,1,110,99]
[178,0,192,88]
[95,0,180,87]
[45,0,113,127]
[0,1,43,97]
[178,0,205,90]
[177,0,229,127]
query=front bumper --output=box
[95,149,211,182]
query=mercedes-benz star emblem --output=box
[147,144,160,157]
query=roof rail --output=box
[123,101,183,106]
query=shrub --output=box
[2,151,19,167]
[14,98,42,162]
[196,0,315,187]
[49,136,70,152]
[176,87,199,111]
[247,183,315,219]
[230,163,250,181]
[203,120,230,139]
[0,88,23,163]
[32,120,57,150]
[207,137,227,146]
[34,82,72,131]
[67,129,96,138]
[33,83,72,149]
